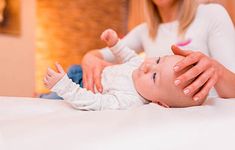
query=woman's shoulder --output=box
[197,3,229,18]
[124,23,149,40]
[129,23,148,33]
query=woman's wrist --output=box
[214,60,235,98]
[214,59,224,81]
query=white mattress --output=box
[0,96,235,150]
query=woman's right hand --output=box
[171,45,221,101]
[81,51,113,93]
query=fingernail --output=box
[174,66,179,72]
[174,80,181,86]
[183,89,190,95]
[193,97,199,101]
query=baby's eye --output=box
[152,72,157,82]
[156,57,160,64]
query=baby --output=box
[43,29,205,110]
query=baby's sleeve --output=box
[109,40,139,63]
[100,23,146,63]
[51,75,143,110]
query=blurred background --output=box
[0,0,234,97]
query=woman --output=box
[81,0,235,101]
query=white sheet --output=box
[0,96,235,150]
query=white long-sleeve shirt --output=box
[101,4,235,72]
[52,41,148,111]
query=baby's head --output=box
[132,55,206,108]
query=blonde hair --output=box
[144,0,198,39]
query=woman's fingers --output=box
[94,68,103,93]
[171,45,200,72]
[175,56,210,86]
[87,75,95,92]
[171,45,220,101]
[182,67,214,96]
[174,52,202,72]
[82,71,87,89]
[81,52,113,93]
[171,45,193,56]
[83,69,95,93]
[193,73,218,101]
[93,61,112,92]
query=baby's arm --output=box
[50,75,142,110]
[100,29,139,63]
[44,63,141,110]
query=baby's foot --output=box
[100,29,119,47]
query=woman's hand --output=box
[81,51,113,93]
[171,45,222,101]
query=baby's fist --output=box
[100,29,119,47]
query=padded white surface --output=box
[0,96,235,150]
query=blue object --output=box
[40,65,83,100]
[67,65,83,87]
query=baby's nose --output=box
[140,63,152,73]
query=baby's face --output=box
[132,55,202,107]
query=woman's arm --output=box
[206,4,235,72]
[214,63,235,98]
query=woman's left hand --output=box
[171,45,221,101]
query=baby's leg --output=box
[100,29,119,47]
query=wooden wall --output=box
[36,0,128,93]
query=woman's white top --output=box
[101,4,235,72]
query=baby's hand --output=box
[43,62,66,89]
[100,29,119,47]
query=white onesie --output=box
[52,41,148,111]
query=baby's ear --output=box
[154,101,169,108]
